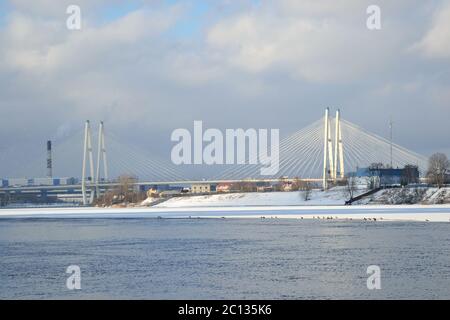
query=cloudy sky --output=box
[0,0,449,178]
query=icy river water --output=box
[1,216,450,299]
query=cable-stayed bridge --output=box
[215,110,428,181]
[0,109,428,205]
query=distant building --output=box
[191,183,211,194]
[216,183,232,193]
[256,181,273,192]
[159,190,181,197]
[355,168,371,177]
[0,177,78,187]
[270,177,295,192]
[355,165,419,186]
[181,187,190,193]
[281,180,293,191]
[377,168,404,186]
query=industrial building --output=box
[355,165,420,186]
[0,177,78,187]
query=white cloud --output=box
[1,6,181,72]
[205,1,409,83]
[415,2,450,58]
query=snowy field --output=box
[156,188,357,207]
[2,204,450,222]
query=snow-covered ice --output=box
[2,203,450,222]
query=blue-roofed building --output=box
[354,165,420,186]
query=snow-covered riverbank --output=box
[154,187,450,208]
[155,188,356,207]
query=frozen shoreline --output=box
[1,204,450,222]
[155,189,354,207]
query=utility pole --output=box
[389,116,393,168]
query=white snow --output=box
[1,204,450,222]
[424,187,450,204]
[155,187,357,208]
[354,187,450,205]
[140,197,160,206]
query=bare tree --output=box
[116,175,138,203]
[302,181,312,201]
[290,179,313,200]
[343,174,358,202]
[365,175,379,190]
[427,153,449,188]
[97,190,114,206]
[291,177,301,191]
[234,181,256,192]
[94,175,147,206]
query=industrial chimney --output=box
[47,140,53,178]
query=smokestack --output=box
[47,140,52,178]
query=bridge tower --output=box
[322,108,334,189]
[81,120,95,205]
[95,121,108,198]
[323,108,345,189]
[333,109,345,180]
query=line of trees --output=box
[94,175,147,206]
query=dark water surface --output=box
[1,217,450,299]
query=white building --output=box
[191,183,211,194]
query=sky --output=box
[0,0,449,178]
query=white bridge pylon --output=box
[81,120,109,205]
[322,108,345,190]
[214,109,428,183]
